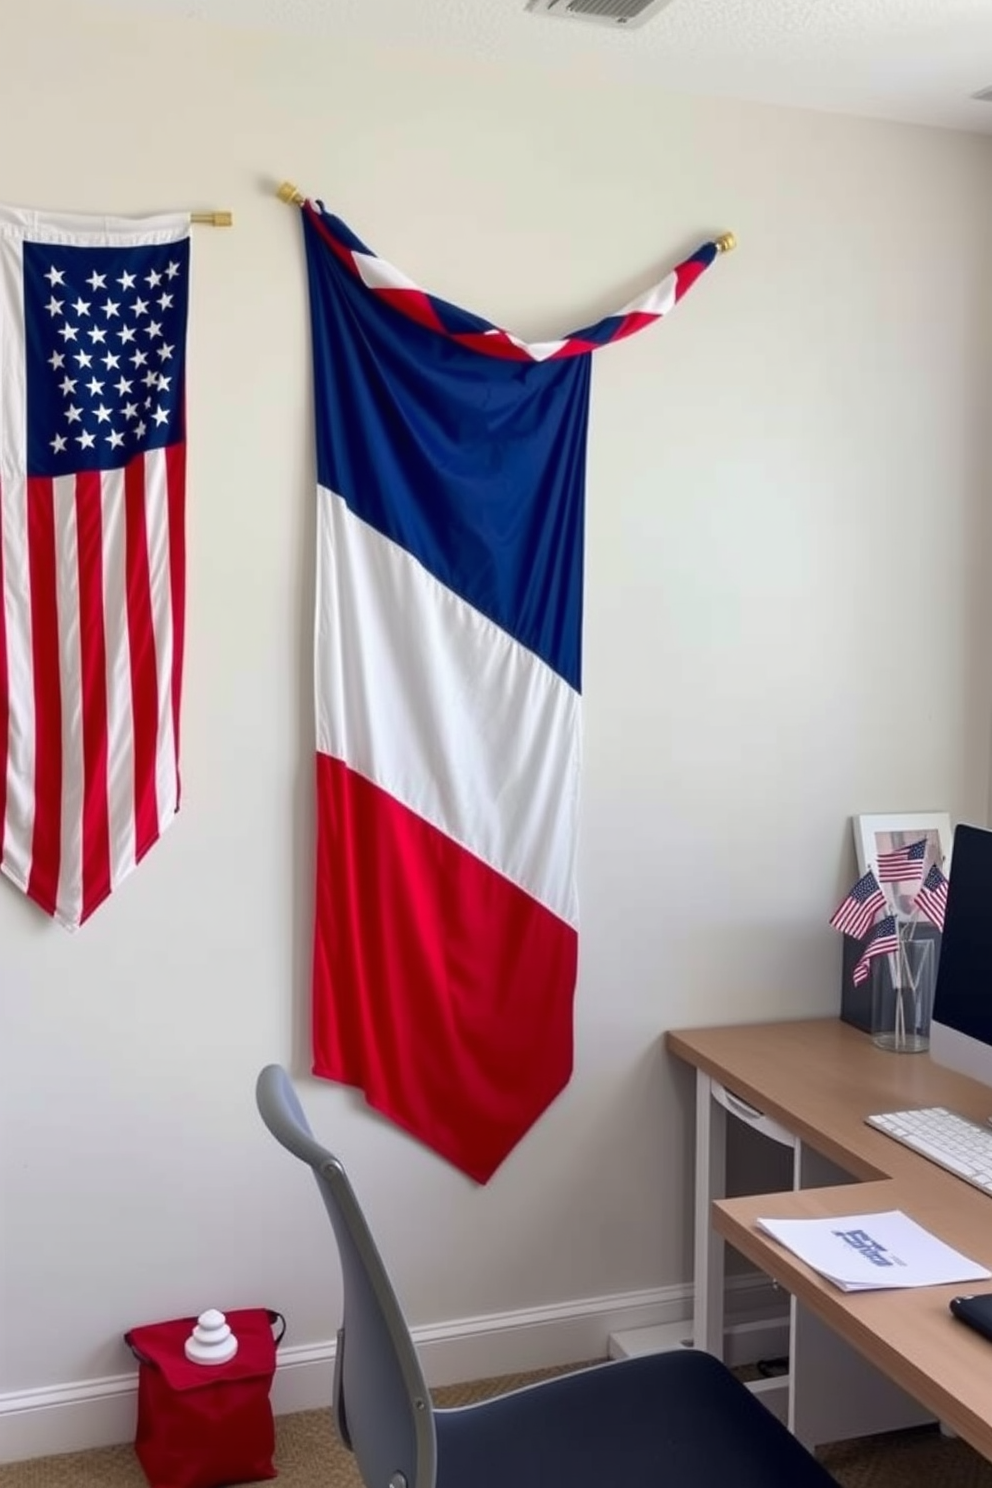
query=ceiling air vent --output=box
[525,0,676,30]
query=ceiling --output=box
[97,0,992,133]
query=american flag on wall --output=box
[298,200,725,1181]
[0,204,190,929]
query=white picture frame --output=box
[853,812,952,918]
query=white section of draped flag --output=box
[314,485,581,928]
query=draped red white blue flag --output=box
[0,204,189,930]
[300,200,722,1180]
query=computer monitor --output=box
[929,822,992,1085]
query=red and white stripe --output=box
[0,451,185,927]
[305,202,718,363]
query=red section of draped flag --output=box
[375,288,445,331]
[312,753,578,1183]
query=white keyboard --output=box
[867,1106,992,1195]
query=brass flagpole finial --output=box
[277,182,306,207]
[190,211,233,227]
[714,231,737,254]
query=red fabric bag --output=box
[125,1309,285,1488]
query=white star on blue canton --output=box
[31,242,184,476]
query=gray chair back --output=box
[256,1065,437,1488]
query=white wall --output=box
[1,0,991,1445]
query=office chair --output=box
[256,1064,837,1487]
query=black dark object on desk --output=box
[950,1293,992,1344]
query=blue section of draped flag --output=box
[24,238,189,479]
[302,211,590,692]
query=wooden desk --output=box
[668,1018,992,1461]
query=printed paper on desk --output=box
[757,1210,992,1292]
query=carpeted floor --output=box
[2,1367,992,1487]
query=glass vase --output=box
[871,922,936,1053]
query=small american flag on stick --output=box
[876,837,927,884]
[852,914,900,986]
[830,869,886,939]
[914,863,949,932]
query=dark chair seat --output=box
[435,1348,834,1487]
[256,1065,837,1488]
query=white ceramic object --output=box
[184,1309,238,1365]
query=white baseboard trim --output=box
[0,1273,785,1464]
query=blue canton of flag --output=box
[24,239,189,479]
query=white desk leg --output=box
[788,1140,933,1448]
[693,1071,726,1357]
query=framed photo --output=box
[853,812,952,917]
